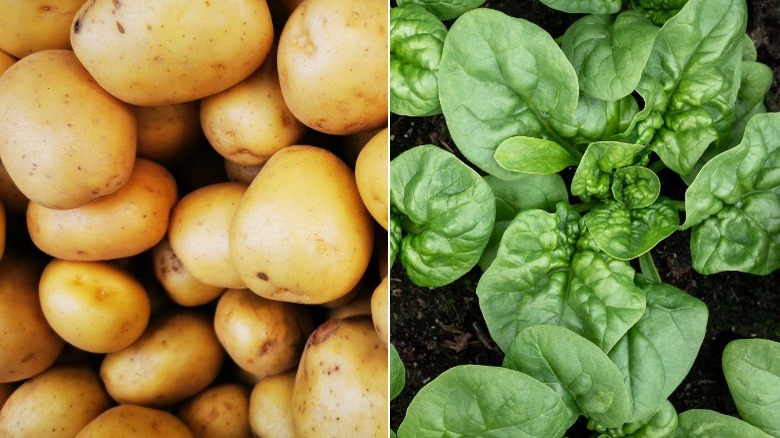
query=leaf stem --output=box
[638,252,662,284]
[673,200,686,212]
[572,201,598,214]
[648,160,666,173]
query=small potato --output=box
[214,289,313,378]
[39,259,151,353]
[0,0,84,57]
[101,311,224,407]
[371,276,389,344]
[355,128,389,229]
[136,102,203,165]
[27,158,178,261]
[0,252,64,383]
[0,365,111,438]
[169,182,248,289]
[224,159,263,185]
[292,317,388,438]
[177,384,251,438]
[249,370,296,438]
[152,238,225,307]
[77,405,194,438]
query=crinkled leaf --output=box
[585,197,679,260]
[477,203,646,352]
[629,0,688,25]
[390,145,496,287]
[397,365,570,438]
[439,8,579,179]
[742,33,758,62]
[624,400,679,437]
[723,339,780,437]
[612,166,661,209]
[675,410,772,438]
[396,0,485,21]
[561,12,659,101]
[552,93,640,146]
[571,141,646,202]
[504,325,630,429]
[494,136,580,174]
[539,0,622,14]
[390,214,402,266]
[390,6,447,117]
[390,344,406,401]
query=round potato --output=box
[169,182,248,289]
[152,238,225,307]
[229,145,374,304]
[100,311,224,407]
[0,0,84,58]
[249,370,296,438]
[0,252,63,383]
[27,158,178,261]
[0,50,136,209]
[224,159,263,185]
[355,128,388,229]
[39,259,151,353]
[177,384,251,438]
[0,365,111,438]
[371,276,389,344]
[277,0,387,135]
[136,102,202,165]
[214,289,313,378]
[77,405,194,438]
[70,0,274,105]
[292,317,388,437]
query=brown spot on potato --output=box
[116,22,125,33]
[308,319,340,346]
[256,272,268,281]
[73,18,81,33]
[113,0,121,8]
[21,352,36,363]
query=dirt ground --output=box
[389,1,780,434]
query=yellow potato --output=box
[152,238,226,307]
[177,383,251,438]
[27,158,178,261]
[340,128,381,167]
[371,276,389,344]
[0,50,15,75]
[214,289,313,378]
[277,0,387,135]
[0,365,111,438]
[169,182,248,289]
[0,252,63,383]
[70,0,274,105]
[100,311,224,407]
[292,317,388,437]
[229,145,374,304]
[0,0,84,58]
[136,102,203,165]
[0,50,136,209]
[39,259,151,353]
[249,370,296,438]
[201,43,307,166]
[0,160,28,216]
[326,285,373,320]
[355,128,389,229]
[224,159,263,185]
[77,405,194,438]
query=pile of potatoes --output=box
[0,0,388,436]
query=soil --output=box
[389,1,780,435]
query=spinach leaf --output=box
[540,0,622,14]
[675,409,772,437]
[623,400,679,437]
[551,93,640,146]
[629,0,688,25]
[396,0,485,21]
[390,6,448,117]
[390,214,402,265]
[723,61,773,150]
[571,141,646,202]
[723,339,780,437]
[397,365,571,438]
[390,145,496,287]
[390,344,406,401]
[494,136,580,174]
[438,8,579,179]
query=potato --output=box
[249,370,296,438]
[0,252,64,383]
[224,159,263,185]
[355,128,389,229]
[0,50,136,209]
[0,0,84,58]
[326,286,372,320]
[230,145,374,304]
[177,383,251,438]
[70,0,274,106]
[169,182,247,289]
[277,0,387,135]
[214,289,313,378]
[340,128,380,167]
[152,238,226,307]
[27,158,178,261]
[100,311,224,407]
[201,43,306,166]
[0,384,12,409]
[39,259,151,353]
[77,405,194,438]
[292,317,388,437]
[0,365,111,437]
[0,160,28,216]
[0,50,15,75]
[371,276,389,344]
[136,102,202,165]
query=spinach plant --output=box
[390,0,779,435]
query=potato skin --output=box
[229,145,374,304]
[0,365,111,438]
[136,102,202,165]
[0,50,14,74]
[0,50,136,209]
[371,276,389,344]
[0,0,84,58]
[77,405,195,438]
[177,384,252,438]
[249,370,296,438]
[355,128,389,230]
[152,238,226,307]
[27,158,177,261]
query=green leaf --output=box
[629,0,688,25]
[390,6,448,117]
[561,12,659,101]
[390,344,406,401]
[612,166,661,209]
[723,61,773,150]
[390,214,402,266]
[494,136,580,174]
[723,339,780,437]
[477,203,646,352]
[504,325,631,429]
[396,0,485,21]
[571,141,646,202]
[439,8,579,179]
[539,0,622,14]
[626,400,679,437]
[552,93,640,146]
[675,410,772,437]
[742,33,758,62]
[397,365,570,438]
[390,145,496,287]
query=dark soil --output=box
[390,1,780,435]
